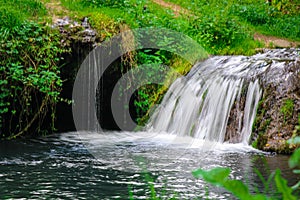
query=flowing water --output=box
[0,132,298,199]
[147,55,263,144]
[1,49,300,199]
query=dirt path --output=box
[254,33,300,48]
[43,0,69,23]
[152,0,190,16]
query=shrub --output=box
[0,22,67,139]
[191,14,249,53]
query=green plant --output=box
[0,0,46,27]
[252,139,258,148]
[280,99,294,122]
[132,50,170,124]
[0,21,67,139]
[292,114,300,136]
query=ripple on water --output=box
[0,132,296,199]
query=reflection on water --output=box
[0,132,299,199]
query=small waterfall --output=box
[146,55,265,144]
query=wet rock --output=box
[251,48,300,154]
[52,16,98,47]
[224,48,300,153]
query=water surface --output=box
[0,132,298,199]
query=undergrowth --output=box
[168,0,300,41]
[0,1,67,139]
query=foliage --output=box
[280,99,294,122]
[0,21,66,139]
[168,0,300,41]
[190,13,251,54]
[132,50,171,123]
[270,0,300,15]
[81,0,129,8]
[193,167,268,200]
[131,140,300,199]
[287,137,300,169]
[0,0,46,28]
[292,114,300,137]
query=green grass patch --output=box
[280,99,294,122]
[0,0,46,29]
[61,0,261,55]
[167,0,300,41]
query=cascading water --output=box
[74,44,298,152]
[146,55,267,145]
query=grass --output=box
[0,0,47,28]
[166,0,300,41]
[60,0,263,55]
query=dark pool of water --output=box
[0,132,299,199]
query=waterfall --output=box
[146,56,264,144]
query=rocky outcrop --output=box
[224,48,300,153]
[251,49,300,153]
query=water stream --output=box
[0,133,298,199]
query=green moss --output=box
[257,132,268,150]
[280,99,294,122]
[251,139,258,148]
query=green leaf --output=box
[289,148,300,168]
[252,194,271,200]
[223,179,252,199]
[274,169,297,200]
[291,181,300,191]
[192,167,230,185]
[292,169,300,174]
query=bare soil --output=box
[254,33,300,48]
[152,0,190,16]
[43,0,69,23]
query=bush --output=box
[191,14,249,53]
[0,22,67,139]
[232,4,271,25]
